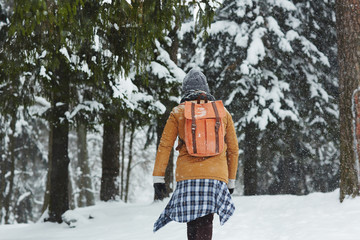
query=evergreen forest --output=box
[1,0,355,225]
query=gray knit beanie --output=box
[182,69,210,95]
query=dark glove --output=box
[154,183,166,200]
[228,188,234,195]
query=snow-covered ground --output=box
[1,189,360,240]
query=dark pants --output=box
[187,214,214,240]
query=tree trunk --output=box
[48,101,70,223]
[169,25,179,65]
[41,124,52,216]
[15,129,35,223]
[4,112,16,224]
[120,120,126,200]
[77,123,95,207]
[0,129,5,222]
[125,122,135,203]
[243,122,258,195]
[68,169,76,210]
[100,115,120,201]
[47,60,71,223]
[154,113,174,201]
[165,25,178,195]
[336,1,360,201]
[277,157,291,194]
[153,27,179,200]
[278,135,302,195]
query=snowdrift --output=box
[0,189,359,240]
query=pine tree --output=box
[95,0,187,201]
[293,0,339,193]
[189,0,338,195]
[0,1,47,223]
[6,0,102,222]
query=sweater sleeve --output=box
[152,111,178,177]
[225,111,239,180]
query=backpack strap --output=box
[211,102,221,153]
[196,93,208,104]
[191,102,197,154]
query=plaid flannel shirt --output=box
[153,179,235,232]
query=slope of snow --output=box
[1,189,360,240]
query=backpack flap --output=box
[184,101,226,120]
